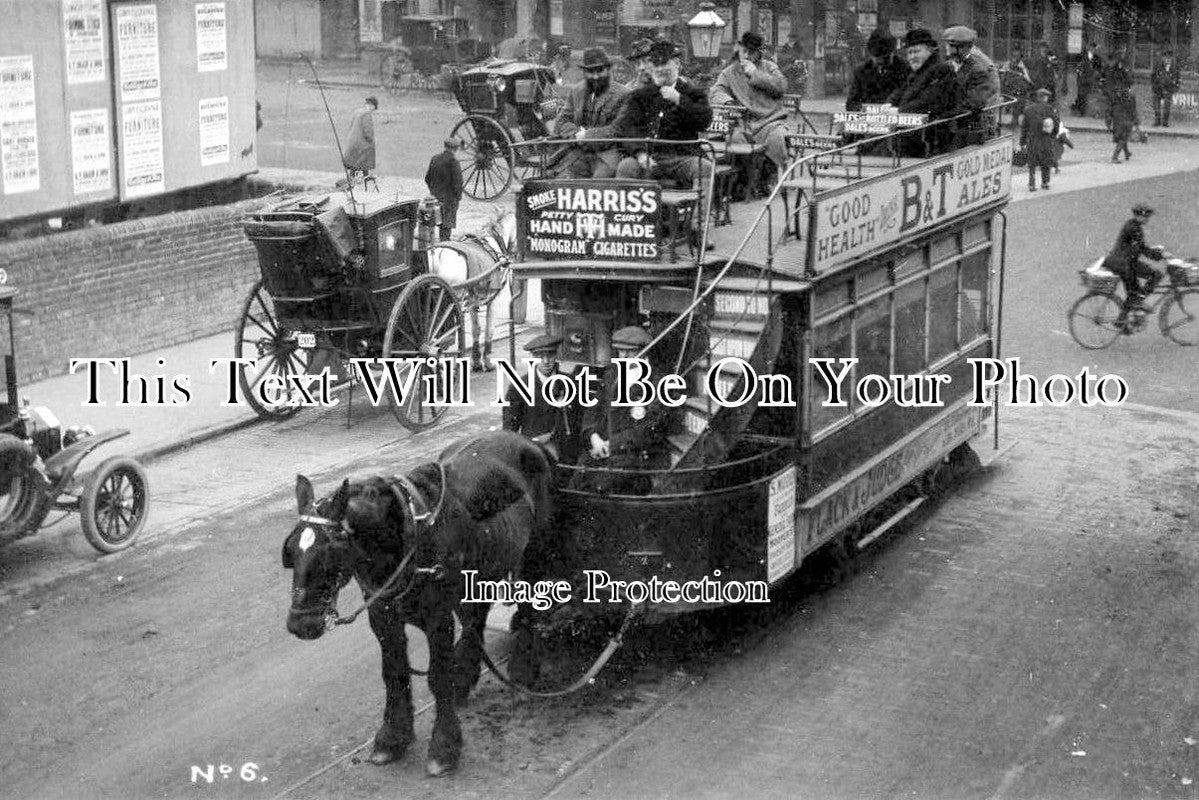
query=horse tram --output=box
[449,60,563,201]
[279,108,1018,775]
[506,110,1016,628]
[237,187,470,431]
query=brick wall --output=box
[0,200,265,383]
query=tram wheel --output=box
[381,274,466,431]
[451,116,514,201]
[1159,287,1199,345]
[1067,292,1123,349]
[234,280,311,420]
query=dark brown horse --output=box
[282,430,555,775]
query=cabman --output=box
[502,333,583,464]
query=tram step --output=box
[708,328,761,361]
[708,276,807,294]
[708,315,767,336]
[681,396,712,436]
[667,432,700,456]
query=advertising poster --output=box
[70,107,111,195]
[121,99,164,198]
[517,180,663,262]
[767,467,797,583]
[116,3,160,102]
[810,137,1014,273]
[63,0,106,84]
[0,55,40,195]
[195,3,227,72]
[198,96,229,166]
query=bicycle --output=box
[1068,253,1199,349]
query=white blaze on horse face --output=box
[299,527,316,551]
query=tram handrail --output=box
[638,97,1018,365]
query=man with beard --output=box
[551,47,630,178]
[612,40,713,190]
[709,31,790,177]
[888,28,960,156]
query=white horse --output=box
[426,208,519,372]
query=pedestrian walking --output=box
[1026,40,1060,102]
[343,96,377,179]
[1109,86,1138,163]
[1019,87,1059,191]
[424,138,464,241]
[1072,41,1103,117]
[1151,48,1181,126]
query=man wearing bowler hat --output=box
[502,333,583,463]
[625,38,655,91]
[551,46,630,178]
[710,31,790,175]
[424,138,464,241]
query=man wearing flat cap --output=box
[612,39,713,190]
[943,26,1000,145]
[577,325,672,494]
[502,333,583,463]
[551,47,629,178]
[424,138,464,241]
[709,31,790,175]
[847,28,908,111]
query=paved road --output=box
[2,169,1198,799]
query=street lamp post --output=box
[686,1,726,88]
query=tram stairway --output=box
[665,278,785,471]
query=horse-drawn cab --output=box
[377,15,490,92]
[450,61,563,200]
[237,190,465,429]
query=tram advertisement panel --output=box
[516,179,662,262]
[809,136,1014,274]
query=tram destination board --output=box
[809,136,1014,274]
[516,179,663,262]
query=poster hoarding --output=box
[63,0,106,84]
[121,99,164,198]
[0,55,40,195]
[198,96,229,166]
[116,4,160,102]
[195,3,227,72]
[70,107,111,195]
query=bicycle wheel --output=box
[1068,292,1123,349]
[1159,287,1199,345]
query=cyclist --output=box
[1104,204,1163,325]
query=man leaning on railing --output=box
[942,26,1000,147]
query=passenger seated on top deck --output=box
[709,31,790,176]
[576,325,672,495]
[887,28,961,157]
[942,26,1000,147]
[503,333,584,464]
[624,38,655,92]
[548,47,630,179]
[611,40,714,191]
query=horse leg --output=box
[424,613,464,776]
[507,603,541,688]
[469,305,485,372]
[480,299,495,370]
[451,601,490,704]
[366,603,416,765]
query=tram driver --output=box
[578,325,673,494]
[502,333,583,464]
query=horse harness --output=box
[300,462,449,627]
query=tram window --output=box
[960,251,990,342]
[856,262,889,297]
[893,247,925,280]
[810,314,853,433]
[814,279,852,317]
[856,295,891,380]
[893,279,927,375]
[930,233,960,267]
[928,265,959,364]
[963,220,990,249]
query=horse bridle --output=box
[298,463,449,628]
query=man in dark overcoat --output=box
[1104,204,1163,322]
[888,28,961,156]
[1073,41,1103,117]
[424,138,464,241]
[343,96,377,177]
[943,25,1000,145]
[578,326,672,494]
[502,334,583,464]
[1020,87,1059,191]
[1026,40,1060,102]
[551,47,629,178]
[1151,48,1182,127]
[612,40,713,188]
[846,28,908,111]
